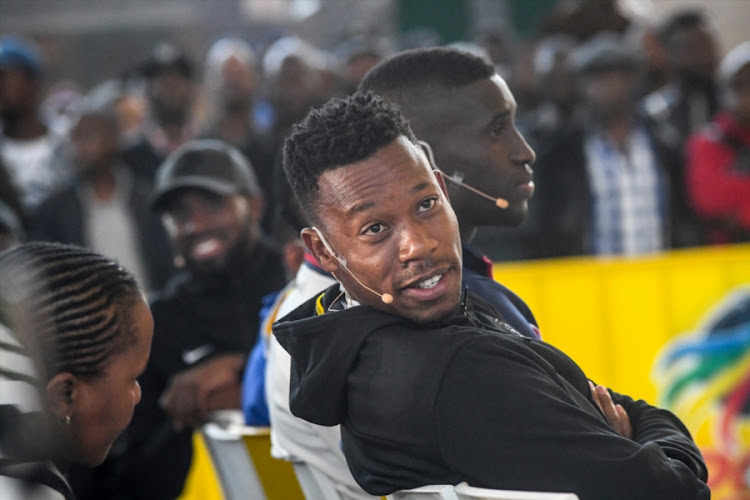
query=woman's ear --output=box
[46,372,75,421]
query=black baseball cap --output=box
[140,42,194,79]
[150,139,260,211]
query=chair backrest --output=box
[452,483,579,500]
[291,461,344,500]
[386,484,459,500]
[201,411,305,500]
[201,422,267,500]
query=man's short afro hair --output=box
[282,91,418,223]
[358,47,495,99]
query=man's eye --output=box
[419,197,437,212]
[363,223,383,235]
[167,208,189,224]
[491,124,505,137]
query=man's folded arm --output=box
[609,388,708,481]
[435,339,710,500]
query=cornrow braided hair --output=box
[0,242,141,381]
[282,91,418,223]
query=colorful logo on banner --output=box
[654,287,750,499]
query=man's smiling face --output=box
[160,188,256,277]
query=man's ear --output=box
[46,372,76,421]
[300,227,339,274]
[433,169,451,201]
[419,140,451,202]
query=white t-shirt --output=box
[1,133,67,211]
[266,264,378,500]
[81,170,150,290]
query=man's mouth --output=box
[189,237,225,260]
[511,180,535,200]
[415,274,443,289]
[399,268,454,302]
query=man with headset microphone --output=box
[274,91,708,499]
[264,47,540,498]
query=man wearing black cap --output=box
[531,32,673,258]
[122,42,198,186]
[73,139,286,500]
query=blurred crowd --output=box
[0,2,749,272]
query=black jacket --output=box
[274,285,710,499]
[30,173,174,292]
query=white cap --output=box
[719,40,750,87]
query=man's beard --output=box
[410,302,460,328]
[184,224,254,285]
[152,102,189,127]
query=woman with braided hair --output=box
[0,242,153,499]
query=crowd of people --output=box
[0,1,748,498]
[0,8,748,264]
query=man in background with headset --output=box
[359,47,539,339]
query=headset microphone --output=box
[418,140,509,210]
[441,172,509,209]
[312,227,394,304]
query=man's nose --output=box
[182,209,212,234]
[397,222,438,265]
[510,129,536,168]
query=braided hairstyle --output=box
[0,242,142,381]
[282,91,418,224]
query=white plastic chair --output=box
[386,484,459,500]
[200,410,305,500]
[291,460,344,500]
[453,483,579,500]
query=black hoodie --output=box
[274,285,710,499]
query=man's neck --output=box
[217,112,252,146]
[601,115,635,150]
[85,166,118,202]
[160,122,187,144]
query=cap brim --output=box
[150,177,239,211]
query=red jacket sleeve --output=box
[686,130,750,228]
